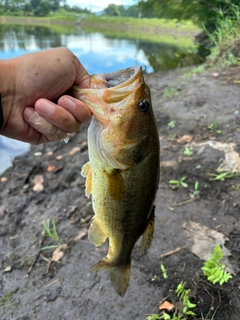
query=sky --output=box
[66,0,136,12]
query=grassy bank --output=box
[0,14,201,34]
[81,16,201,35]
[0,15,76,25]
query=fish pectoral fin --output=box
[90,259,131,297]
[81,162,92,198]
[139,206,155,253]
[88,219,107,246]
[105,168,124,201]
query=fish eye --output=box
[138,99,150,113]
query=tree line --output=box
[0,0,91,17]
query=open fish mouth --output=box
[72,66,141,92]
[95,67,137,88]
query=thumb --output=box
[74,62,91,89]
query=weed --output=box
[176,282,196,317]
[169,133,177,141]
[160,264,168,279]
[169,177,188,188]
[151,274,158,282]
[183,147,193,157]
[232,183,240,190]
[192,181,200,198]
[183,64,205,77]
[43,219,59,241]
[206,0,240,67]
[168,120,176,129]
[208,171,236,181]
[207,118,222,134]
[146,281,197,320]
[146,314,161,320]
[41,218,60,251]
[202,244,232,285]
[163,88,178,99]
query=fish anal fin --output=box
[81,162,92,198]
[139,206,155,253]
[88,218,107,246]
[90,259,131,297]
[105,168,124,201]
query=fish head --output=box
[72,66,158,169]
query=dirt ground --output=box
[1,65,240,320]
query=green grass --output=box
[206,1,240,67]
[82,15,200,33]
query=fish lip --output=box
[72,66,141,93]
[103,66,140,88]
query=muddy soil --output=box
[1,66,240,320]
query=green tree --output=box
[138,0,240,30]
[33,0,51,16]
[119,4,139,17]
[104,4,121,16]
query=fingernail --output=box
[59,97,76,112]
[36,99,54,116]
[23,107,35,121]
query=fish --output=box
[72,66,160,296]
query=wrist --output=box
[0,59,16,131]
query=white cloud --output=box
[66,0,136,12]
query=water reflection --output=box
[0,24,206,73]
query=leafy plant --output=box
[207,118,222,134]
[160,264,168,279]
[151,274,158,282]
[168,120,176,129]
[146,282,196,320]
[208,171,236,181]
[192,181,200,198]
[146,314,161,320]
[164,88,178,99]
[169,177,188,188]
[183,147,193,157]
[176,282,196,317]
[201,244,232,285]
[232,184,240,190]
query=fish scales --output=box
[72,66,160,296]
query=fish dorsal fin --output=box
[139,206,155,253]
[105,168,125,201]
[81,162,92,198]
[88,218,107,246]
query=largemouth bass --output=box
[72,66,160,296]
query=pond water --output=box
[0,23,205,174]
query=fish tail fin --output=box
[90,259,131,297]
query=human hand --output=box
[0,47,91,144]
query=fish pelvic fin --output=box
[90,259,131,297]
[139,206,155,254]
[88,218,107,246]
[81,162,92,198]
